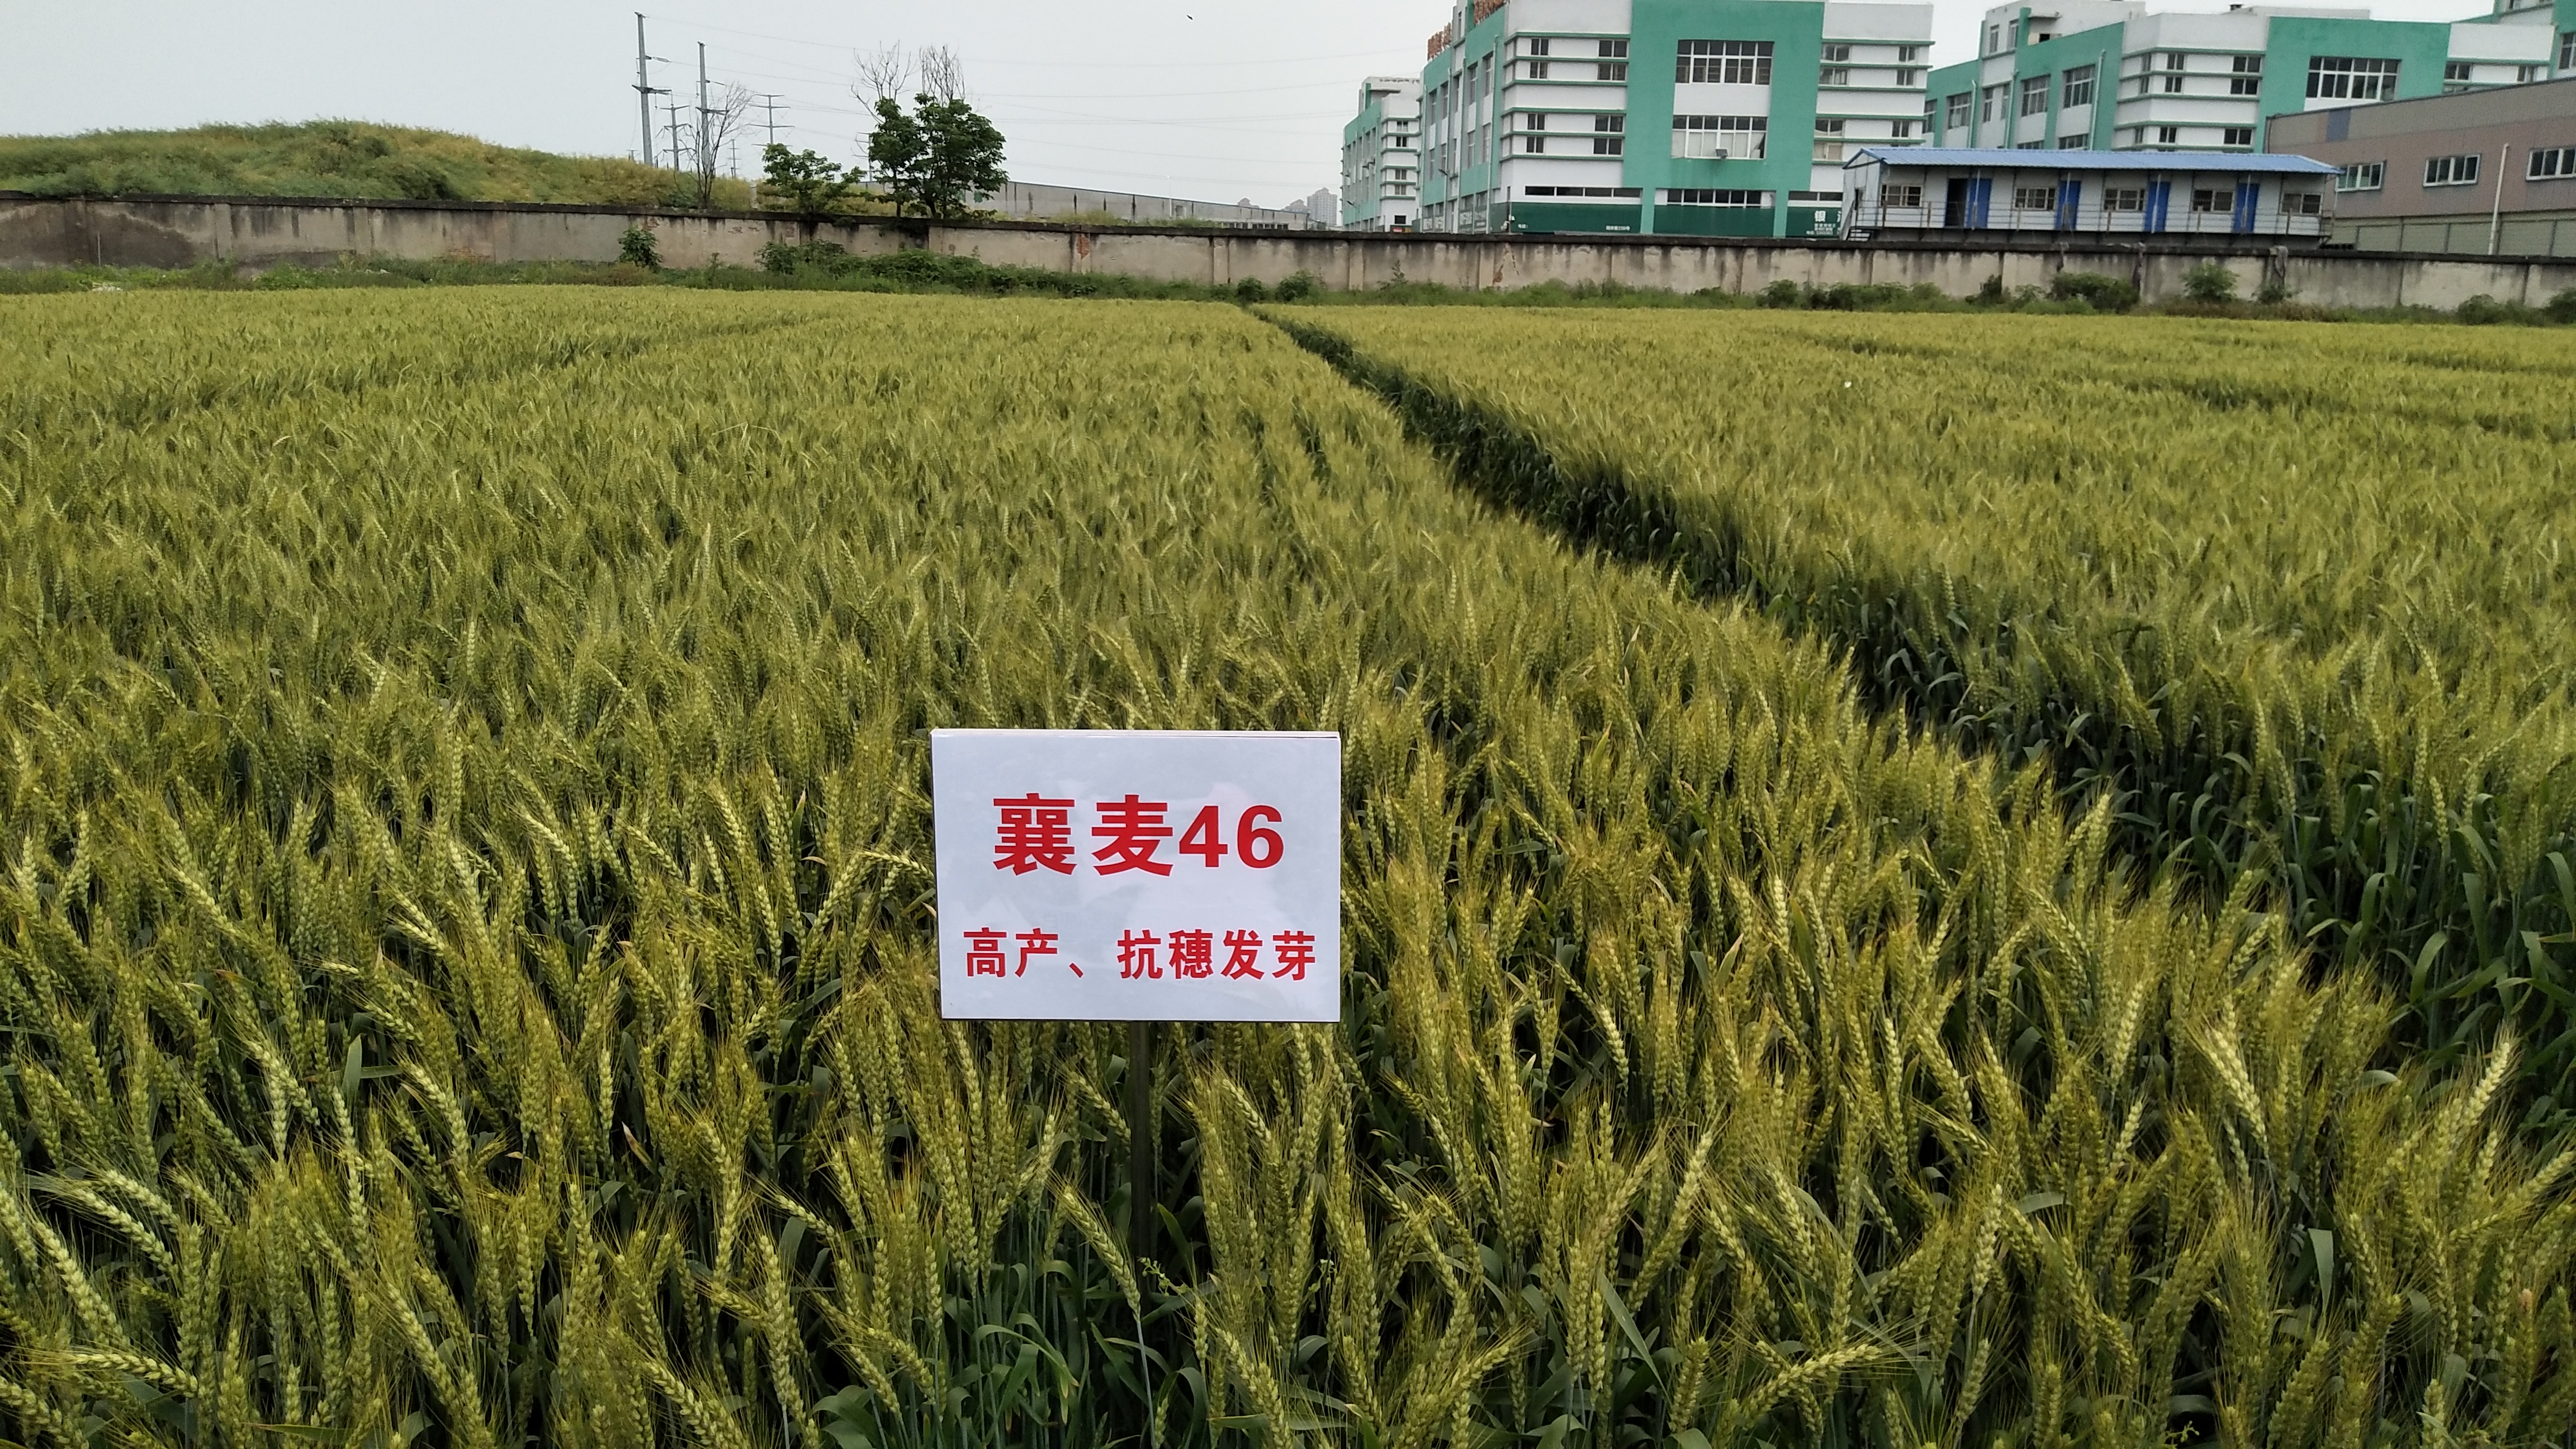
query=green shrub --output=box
[2181,260,2238,302]
[1273,271,1321,302]
[618,226,661,271]
[1756,278,1804,309]
[2548,287,2576,324]
[2050,271,2138,311]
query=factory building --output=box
[1343,77,1427,229]
[1924,2,2564,158]
[2269,71,2576,253]
[1376,0,1935,239]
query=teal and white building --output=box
[1925,2,2566,157]
[1342,77,1426,229]
[1380,0,1935,238]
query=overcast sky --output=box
[0,0,2501,207]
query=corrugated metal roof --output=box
[1848,146,2340,174]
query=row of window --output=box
[1873,185,2323,217]
[2338,148,2576,192]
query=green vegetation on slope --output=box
[0,119,749,207]
[0,288,2568,1447]
[1278,307,2576,1109]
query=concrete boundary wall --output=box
[6,193,2576,311]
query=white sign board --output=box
[931,730,1342,1022]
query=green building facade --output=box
[1397,0,1934,238]
[1926,1,2563,158]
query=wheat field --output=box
[0,290,2568,1448]
[1282,307,2576,1111]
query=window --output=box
[1898,45,1924,64]
[1821,67,1851,86]
[1665,188,1766,205]
[1526,37,1551,56]
[1814,117,1845,160]
[2014,186,2056,210]
[1594,112,1626,155]
[1897,68,1923,87]
[2285,191,2323,215]
[1598,61,1628,80]
[2059,135,2088,148]
[2063,65,2096,107]
[1791,190,1843,202]
[2424,153,2480,185]
[2016,139,2047,149]
[2157,126,2180,145]
[2564,32,2575,72]
[1981,85,2006,121]
[1822,44,1853,62]
[1672,113,1765,159]
[2532,146,2576,179]
[1987,25,2001,55]
[2231,55,2264,96]
[1677,40,1774,84]
[2444,61,2473,86]
[2190,188,2232,212]
[2163,51,2186,70]
[2308,56,2401,101]
[2223,126,2253,146]
[1892,119,1919,139]
[2106,187,2144,211]
[2020,75,2049,116]
[2519,65,2545,83]
[1881,183,1925,207]
[2337,160,2384,191]
[1526,60,1551,79]
[1599,39,1628,58]
[1947,92,1972,129]
[2163,70,2186,94]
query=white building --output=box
[1342,76,1424,229]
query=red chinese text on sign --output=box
[993,795,1076,875]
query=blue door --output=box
[2144,180,2171,234]
[2232,180,2260,234]
[2056,178,2081,231]
[1968,177,1993,228]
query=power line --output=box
[642,11,1405,71]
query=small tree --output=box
[868,93,1007,220]
[761,145,852,214]
[2182,260,2239,303]
[618,225,661,270]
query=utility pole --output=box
[632,14,669,169]
[697,42,714,184]
[757,94,788,151]
[661,101,690,178]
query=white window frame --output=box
[1676,40,1773,86]
[2012,185,2057,211]
[2423,153,2480,187]
[2019,75,2049,116]
[2222,126,2253,147]
[1671,113,1765,160]
[2062,65,2096,108]
[2308,56,2401,102]
[2337,160,2384,191]
[2230,55,2263,96]
[2530,145,2576,179]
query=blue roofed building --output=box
[1840,144,2339,235]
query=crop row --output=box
[1280,307,2576,1110]
[0,291,2568,1447]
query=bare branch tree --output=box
[696,83,754,209]
[854,43,911,106]
[917,45,968,104]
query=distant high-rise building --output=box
[1343,75,1426,229]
